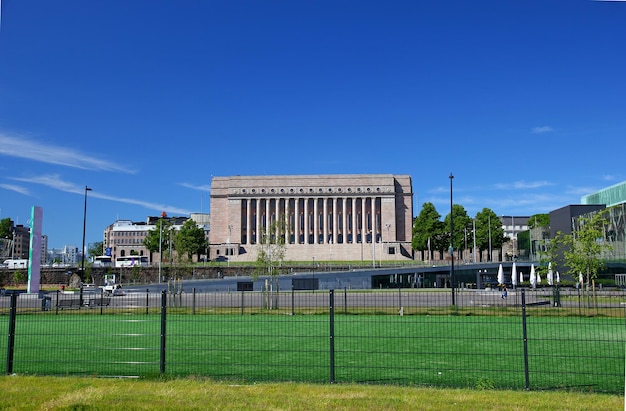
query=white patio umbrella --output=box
[537,272,542,285]
[519,271,524,284]
[529,264,537,288]
[556,271,560,284]
[547,262,554,286]
[579,273,584,285]
[497,264,505,285]
[511,262,518,287]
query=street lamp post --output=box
[158,219,162,283]
[80,186,92,307]
[80,186,92,275]
[449,174,456,306]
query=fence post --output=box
[100,291,104,315]
[329,289,335,384]
[291,285,295,316]
[146,289,149,315]
[160,290,167,374]
[193,288,196,315]
[5,293,17,374]
[344,287,347,315]
[521,289,530,390]
[241,290,245,315]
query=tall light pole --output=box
[449,174,455,306]
[80,186,91,307]
[158,219,162,283]
[81,186,92,276]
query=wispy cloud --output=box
[602,174,621,182]
[0,132,136,173]
[494,180,553,190]
[11,174,193,215]
[0,183,31,196]
[179,182,211,192]
[531,126,553,134]
[565,185,599,196]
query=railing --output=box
[0,287,624,392]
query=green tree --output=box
[561,210,612,289]
[174,219,208,262]
[528,213,550,229]
[537,231,565,277]
[88,241,104,259]
[474,208,505,261]
[0,218,12,239]
[143,218,174,262]
[412,202,445,261]
[254,217,287,309]
[13,270,25,285]
[444,205,471,260]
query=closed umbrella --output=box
[511,262,518,287]
[579,273,584,285]
[537,272,542,285]
[497,264,505,285]
[556,271,560,284]
[547,262,554,286]
[519,271,524,284]
[530,264,537,288]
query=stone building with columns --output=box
[209,174,414,263]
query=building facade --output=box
[500,215,529,260]
[209,174,414,262]
[581,180,626,207]
[103,214,210,265]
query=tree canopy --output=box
[412,202,444,251]
[0,218,12,239]
[528,213,550,229]
[174,219,208,262]
[561,211,612,284]
[88,241,104,258]
[412,203,505,261]
[143,218,174,260]
[254,217,287,280]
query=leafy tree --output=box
[412,202,445,260]
[143,218,174,262]
[474,208,505,261]
[536,231,565,277]
[443,204,471,259]
[88,241,104,259]
[174,219,208,262]
[561,210,612,289]
[254,217,287,309]
[0,218,12,239]
[13,270,25,285]
[528,213,550,229]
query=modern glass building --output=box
[582,180,626,207]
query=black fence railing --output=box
[0,287,624,392]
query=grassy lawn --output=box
[0,375,623,411]
[1,312,623,393]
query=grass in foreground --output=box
[0,375,622,411]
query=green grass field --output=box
[1,310,623,393]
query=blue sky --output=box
[1,0,624,249]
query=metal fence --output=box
[1,287,624,393]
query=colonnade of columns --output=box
[238,197,384,246]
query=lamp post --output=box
[80,186,92,275]
[449,174,455,306]
[370,228,376,268]
[80,186,92,307]
[158,219,162,283]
